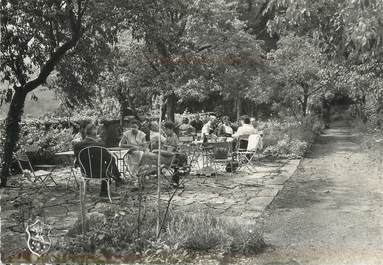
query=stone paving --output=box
[169,159,300,220]
[0,158,300,259]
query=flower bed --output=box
[259,115,325,159]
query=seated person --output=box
[152,121,187,187]
[140,117,151,142]
[71,122,86,145]
[119,119,148,151]
[178,117,196,137]
[217,116,234,137]
[73,123,124,197]
[233,116,261,150]
[149,121,166,150]
[152,121,179,151]
[233,116,258,138]
[201,115,218,141]
[190,114,204,133]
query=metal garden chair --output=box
[209,141,235,177]
[15,151,57,188]
[233,134,261,172]
[78,146,115,202]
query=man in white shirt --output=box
[233,116,257,138]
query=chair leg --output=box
[38,176,50,189]
[47,173,57,186]
[213,163,218,180]
[106,180,112,203]
[70,167,80,190]
[82,180,87,202]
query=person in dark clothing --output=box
[190,114,204,133]
[73,123,124,197]
[163,121,188,187]
[140,118,151,142]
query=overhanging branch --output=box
[25,0,87,93]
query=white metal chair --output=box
[78,146,115,202]
[234,134,261,172]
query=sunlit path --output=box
[254,121,383,265]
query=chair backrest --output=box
[78,146,113,179]
[237,135,250,150]
[15,151,34,173]
[247,134,261,151]
[212,142,232,159]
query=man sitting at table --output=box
[233,116,261,150]
[119,119,148,151]
[73,123,124,197]
[233,116,257,136]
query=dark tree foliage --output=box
[0,0,121,187]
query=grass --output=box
[60,208,266,262]
[164,211,266,254]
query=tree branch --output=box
[297,96,304,106]
[197,45,213,53]
[24,3,84,93]
[143,51,161,74]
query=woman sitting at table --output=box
[217,116,234,137]
[152,121,188,187]
[178,117,196,137]
[201,116,219,142]
[119,119,148,152]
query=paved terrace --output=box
[1,158,300,260]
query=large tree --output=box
[0,0,121,187]
[266,35,327,116]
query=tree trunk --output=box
[300,92,309,117]
[119,100,128,127]
[1,89,28,187]
[302,95,308,117]
[166,93,176,122]
[235,97,242,122]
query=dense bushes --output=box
[260,115,325,159]
[60,209,265,262]
[17,123,74,164]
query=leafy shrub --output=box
[163,211,266,255]
[165,211,231,252]
[64,208,157,254]
[61,209,265,259]
[223,220,266,254]
[260,115,324,158]
[17,123,75,164]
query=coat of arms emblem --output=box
[25,219,51,256]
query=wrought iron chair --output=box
[78,146,115,202]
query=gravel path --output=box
[253,121,383,265]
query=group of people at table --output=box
[70,114,263,197]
